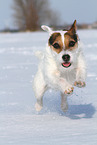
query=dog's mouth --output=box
[62,62,71,68]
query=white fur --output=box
[33,26,86,112]
[41,25,53,35]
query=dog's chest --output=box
[61,69,76,84]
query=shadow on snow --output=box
[39,103,96,120]
[37,93,96,119]
[61,104,96,119]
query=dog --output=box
[33,20,86,112]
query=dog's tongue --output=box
[62,62,71,68]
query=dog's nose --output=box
[62,54,70,62]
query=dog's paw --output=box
[64,86,74,95]
[74,81,86,88]
[35,103,43,112]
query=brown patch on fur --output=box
[48,20,78,53]
[49,33,63,53]
[64,20,78,50]
[69,20,77,34]
[64,32,78,50]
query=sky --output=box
[0,0,97,30]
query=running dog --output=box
[33,20,86,112]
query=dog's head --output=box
[41,20,79,69]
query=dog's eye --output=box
[53,43,60,49]
[69,41,75,47]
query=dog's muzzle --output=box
[62,54,71,68]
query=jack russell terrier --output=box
[33,20,86,112]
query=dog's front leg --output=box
[74,53,86,88]
[59,77,74,94]
[49,71,74,95]
[61,93,68,112]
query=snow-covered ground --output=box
[0,30,97,145]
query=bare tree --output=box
[12,0,38,31]
[12,0,60,31]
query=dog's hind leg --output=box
[33,70,47,111]
[61,93,68,112]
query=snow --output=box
[0,30,97,145]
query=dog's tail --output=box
[35,51,44,59]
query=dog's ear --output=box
[69,20,77,34]
[41,25,52,34]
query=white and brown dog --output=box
[33,20,86,112]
